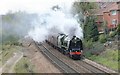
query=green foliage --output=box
[2,11,32,26]
[89,55,118,71]
[84,41,105,56]
[83,39,93,49]
[117,24,120,50]
[118,50,120,61]
[117,24,120,35]
[2,11,38,45]
[2,13,14,23]
[105,50,118,61]
[84,51,92,57]
[88,50,118,71]
[72,2,98,15]
[14,57,34,73]
[2,45,20,64]
[91,42,105,55]
[103,20,109,35]
[84,16,99,41]
[109,31,117,38]
[72,2,99,42]
[2,34,20,45]
[99,34,107,43]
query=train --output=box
[46,34,83,60]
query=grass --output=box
[2,44,21,64]
[14,57,35,73]
[88,49,118,71]
[0,44,2,51]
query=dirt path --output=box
[0,51,23,74]
[21,38,61,73]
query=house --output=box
[95,2,120,33]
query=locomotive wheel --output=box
[70,55,73,58]
[68,54,70,57]
[61,48,64,54]
[63,50,65,55]
[62,50,64,54]
[66,50,69,55]
[58,48,61,52]
[69,50,73,58]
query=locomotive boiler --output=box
[46,34,83,60]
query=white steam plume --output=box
[28,1,83,42]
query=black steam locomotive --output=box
[46,34,83,60]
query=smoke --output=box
[1,0,83,43]
[28,2,83,42]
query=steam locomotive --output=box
[46,34,83,60]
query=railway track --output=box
[34,41,118,74]
[76,60,106,73]
[82,59,118,73]
[44,42,118,74]
[43,43,105,73]
[35,42,77,73]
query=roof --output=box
[95,2,120,15]
[94,8,104,15]
[109,3,119,11]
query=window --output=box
[112,19,117,25]
[111,10,117,15]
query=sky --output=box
[0,0,119,15]
[0,0,75,15]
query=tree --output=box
[84,16,99,41]
[72,2,97,15]
[72,2,98,25]
[72,2,99,41]
[99,34,107,43]
[103,20,109,35]
[117,24,120,35]
[117,24,120,50]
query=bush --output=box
[117,24,120,35]
[83,39,93,49]
[2,34,20,45]
[109,31,117,38]
[84,51,92,57]
[92,42,105,55]
[99,34,107,43]
[84,41,105,57]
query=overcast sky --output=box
[0,0,76,15]
[0,0,119,15]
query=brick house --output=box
[95,2,120,33]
